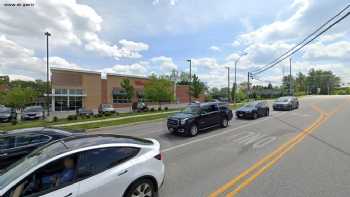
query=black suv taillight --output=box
[154,153,163,160]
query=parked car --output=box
[98,104,116,114]
[77,108,94,116]
[167,102,233,137]
[0,107,17,123]
[273,96,299,111]
[21,106,45,120]
[0,134,165,197]
[236,101,270,119]
[132,102,149,112]
[0,127,83,170]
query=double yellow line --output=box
[209,103,343,197]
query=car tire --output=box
[253,112,258,119]
[221,117,229,128]
[188,124,198,137]
[124,178,156,197]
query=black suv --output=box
[167,102,233,137]
[0,128,83,170]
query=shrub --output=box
[104,112,112,117]
[158,107,162,111]
[94,114,99,118]
[164,107,169,111]
[53,116,59,122]
[97,113,103,118]
[150,108,155,112]
[67,115,78,121]
[11,119,18,125]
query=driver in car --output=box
[41,157,76,189]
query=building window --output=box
[55,89,67,95]
[112,88,129,103]
[69,89,83,95]
[55,96,68,111]
[69,96,83,110]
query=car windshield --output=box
[24,107,42,112]
[0,141,67,190]
[277,97,290,102]
[244,102,258,108]
[0,107,10,113]
[182,106,201,114]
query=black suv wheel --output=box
[188,124,198,137]
[221,117,228,128]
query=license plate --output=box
[169,128,174,132]
[238,114,243,117]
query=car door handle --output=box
[118,170,128,176]
[64,193,72,197]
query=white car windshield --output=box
[277,97,290,102]
[0,142,67,190]
[0,108,10,113]
[24,107,42,112]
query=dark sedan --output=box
[21,106,45,120]
[236,101,270,119]
[0,107,17,123]
[0,127,83,170]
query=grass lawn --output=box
[0,109,179,132]
[61,113,173,131]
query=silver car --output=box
[273,96,299,111]
[21,106,45,120]
[0,134,165,197]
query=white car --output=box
[0,134,165,197]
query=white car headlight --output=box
[180,118,188,125]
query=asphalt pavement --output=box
[92,95,350,197]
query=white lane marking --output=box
[162,112,286,153]
[253,136,277,149]
[234,132,267,145]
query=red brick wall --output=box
[101,79,107,104]
[176,85,206,103]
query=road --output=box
[92,95,350,197]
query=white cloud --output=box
[0,35,82,79]
[209,46,221,52]
[7,74,35,82]
[101,62,149,77]
[151,56,177,72]
[303,41,350,62]
[0,0,149,60]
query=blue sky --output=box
[0,0,349,87]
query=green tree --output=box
[120,78,134,102]
[190,74,205,99]
[4,87,37,109]
[144,75,173,107]
[295,72,306,93]
[305,69,340,94]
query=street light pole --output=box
[226,67,230,102]
[233,52,248,104]
[44,32,51,117]
[289,58,292,96]
[187,59,192,104]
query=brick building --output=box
[50,68,205,112]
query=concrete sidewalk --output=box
[53,111,178,127]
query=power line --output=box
[252,4,350,76]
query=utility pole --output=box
[247,72,251,99]
[227,67,230,102]
[289,58,292,96]
[44,32,51,117]
[187,59,192,104]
